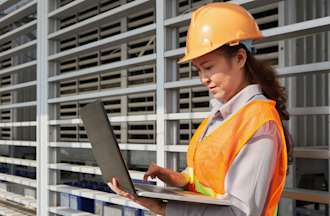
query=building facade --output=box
[0,0,329,215]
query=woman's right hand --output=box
[143,162,162,181]
[143,162,188,188]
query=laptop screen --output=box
[80,100,136,195]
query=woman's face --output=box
[192,48,248,103]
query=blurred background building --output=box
[0,0,329,215]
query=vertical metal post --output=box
[279,0,295,215]
[48,0,60,209]
[120,0,128,164]
[300,0,307,149]
[318,0,327,160]
[327,1,330,216]
[165,0,180,171]
[308,0,318,147]
[156,0,166,185]
[36,0,49,215]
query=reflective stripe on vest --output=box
[185,100,287,216]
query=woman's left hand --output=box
[107,177,137,201]
[108,178,166,215]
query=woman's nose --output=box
[200,77,210,86]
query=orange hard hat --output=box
[179,2,263,63]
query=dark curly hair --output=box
[217,44,293,166]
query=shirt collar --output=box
[209,84,262,121]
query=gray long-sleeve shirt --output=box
[166,84,283,216]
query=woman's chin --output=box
[212,92,226,103]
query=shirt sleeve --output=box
[224,120,280,216]
[180,167,193,185]
[165,121,281,216]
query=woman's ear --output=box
[235,48,247,69]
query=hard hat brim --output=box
[178,35,263,64]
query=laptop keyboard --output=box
[134,183,180,194]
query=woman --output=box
[108,2,291,216]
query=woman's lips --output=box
[209,86,216,93]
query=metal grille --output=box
[0,0,329,215]
[0,0,37,214]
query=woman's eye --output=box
[204,66,213,70]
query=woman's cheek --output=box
[212,87,226,101]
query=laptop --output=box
[80,100,233,205]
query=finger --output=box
[112,177,117,187]
[107,183,118,194]
[143,173,149,182]
[108,182,120,192]
[144,173,156,180]
[108,179,123,195]
[144,167,154,181]
[111,178,130,196]
[112,178,123,192]
[107,182,113,189]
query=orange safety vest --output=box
[184,100,287,216]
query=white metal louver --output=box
[0,0,329,215]
[0,0,37,215]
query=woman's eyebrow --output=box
[193,60,209,68]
